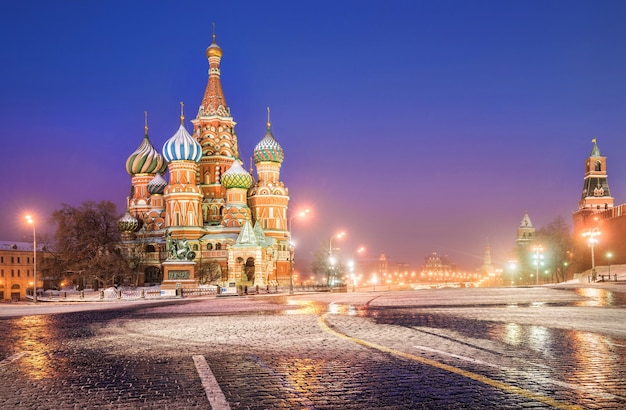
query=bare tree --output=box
[196,259,223,284]
[535,216,574,283]
[310,241,345,286]
[50,200,131,288]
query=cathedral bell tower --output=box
[191,32,239,225]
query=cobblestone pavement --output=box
[1,285,626,409]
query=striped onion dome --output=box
[117,210,141,233]
[253,125,284,164]
[147,172,167,195]
[125,134,167,176]
[162,124,202,163]
[221,160,253,189]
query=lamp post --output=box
[329,231,345,254]
[288,209,310,295]
[327,232,345,288]
[532,245,544,285]
[606,252,613,280]
[583,227,601,281]
[25,215,37,303]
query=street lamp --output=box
[582,227,601,281]
[25,215,37,303]
[507,259,517,287]
[532,245,544,285]
[351,247,365,292]
[328,256,337,287]
[606,252,613,280]
[288,209,310,295]
[327,232,345,289]
[329,231,345,254]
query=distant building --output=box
[0,241,42,301]
[572,139,626,275]
[478,240,496,276]
[118,35,291,293]
[516,211,535,248]
[422,252,456,281]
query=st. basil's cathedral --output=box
[117,34,290,293]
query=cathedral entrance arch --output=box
[245,257,255,282]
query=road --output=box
[1,285,626,409]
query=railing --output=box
[25,283,347,302]
[181,288,218,297]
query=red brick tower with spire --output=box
[191,31,239,225]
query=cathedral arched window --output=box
[595,161,602,171]
[207,243,213,250]
[145,245,156,253]
[216,243,222,250]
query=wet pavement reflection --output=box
[1,288,625,409]
[573,287,626,307]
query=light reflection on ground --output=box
[283,299,327,315]
[573,288,625,307]
[14,315,56,380]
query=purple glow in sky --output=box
[1,1,626,270]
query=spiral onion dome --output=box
[147,172,167,195]
[253,126,284,164]
[221,160,253,190]
[125,135,168,176]
[117,210,141,233]
[162,124,202,163]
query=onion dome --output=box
[162,104,202,162]
[117,210,141,233]
[125,113,168,175]
[221,160,253,189]
[206,33,223,58]
[254,110,284,164]
[147,172,167,195]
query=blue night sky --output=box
[1,1,626,271]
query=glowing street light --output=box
[582,227,601,281]
[606,251,613,280]
[327,231,345,289]
[507,259,517,287]
[288,208,310,295]
[329,231,346,254]
[532,245,544,286]
[25,215,37,303]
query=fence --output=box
[26,283,344,302]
